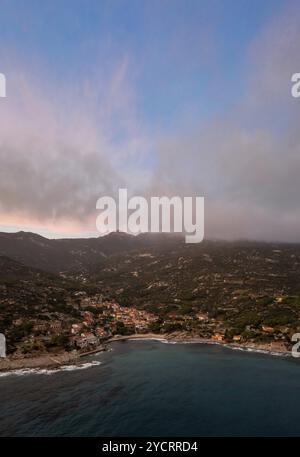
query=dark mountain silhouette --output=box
[0,231,184,274]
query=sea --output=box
[0,340,300,437]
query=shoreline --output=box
[107,333,292,357]
[0,351,79,372]
[0,333,292,374]
[0,345,107,373]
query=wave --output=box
[0,360,102,378]
[221,344,290,358]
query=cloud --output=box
[1,3,300,242]
[149,2,300,242]
[0,55,152,234]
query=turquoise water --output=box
[0,341,300,436]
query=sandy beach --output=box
[107,332,291,357]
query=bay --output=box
[0,341,300,437]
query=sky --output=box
[0,0,299,241]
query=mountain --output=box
[0,231,184,274]
[0,231,76,274]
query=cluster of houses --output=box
[10,289,289,354]
[11,296,159,353]
[69,300,158,350]
[102,302,158,330]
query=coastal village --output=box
[1,234,300,359]
[8,294,159,356]
[3,289,294,358]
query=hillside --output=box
[1,232,300,356]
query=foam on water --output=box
[0,360,102,378]
[224,344,290,357]
[128,337,169,343]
